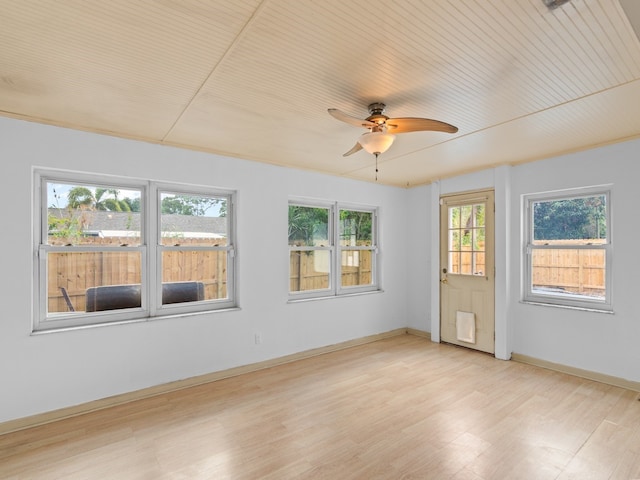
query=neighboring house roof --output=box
[48,209,227,238]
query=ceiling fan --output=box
[328,102,458,157]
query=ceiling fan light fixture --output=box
[358,131,395,155]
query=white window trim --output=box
[288,199,379,301]
[288,199,334,300]
[522,186,612,312]
[337,204,379,296]
[152,182,236,316]
[33,169,237,332]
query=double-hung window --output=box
[523,187,611,311]
[288,200,378,299]
[35,170,236,332]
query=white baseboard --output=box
[8,330,634,436]
[0,328,409,436]
[511,352,640,393]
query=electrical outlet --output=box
[254,333,262,345]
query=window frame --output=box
[33,169,236,332]
[288,199,379,300]
[522,186,612,312]
[337,205,378,296]
[153,182,236,316]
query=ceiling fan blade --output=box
[342,142,363,157]
[386,117,458,134]
[328,108,375,128]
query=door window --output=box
[447,203,486,276]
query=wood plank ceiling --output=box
[1,0,640,187]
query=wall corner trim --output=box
[406,328,432,341]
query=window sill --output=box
[287,289,383,304]
[520,300,613,314]
[31,306,242,335]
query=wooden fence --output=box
[447,240,605,297]
[49,238,227,313]
[449,250,486,276]
[50,238,605,311]
[532,248,605,297]
[289,250,372,292]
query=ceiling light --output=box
[358,131,396,155]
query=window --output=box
[447,203,486,276]
[338,209,376,290]
[288,201,378,299]
[523,187,611,311]
[35,170,235,331]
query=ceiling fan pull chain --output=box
[375,153,379,181]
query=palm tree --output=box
[94,188,131,212]
[67,186,94,210]
[67,187,131,212]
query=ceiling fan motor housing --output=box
[368,102,386,115]
[367,102,389,124]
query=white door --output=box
[440,190,495,354]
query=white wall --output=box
[405,139,640,382]
[509,141,640,383]
[406,184,431,331]
[0,118,409,424]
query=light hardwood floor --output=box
[1,334,639,479]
